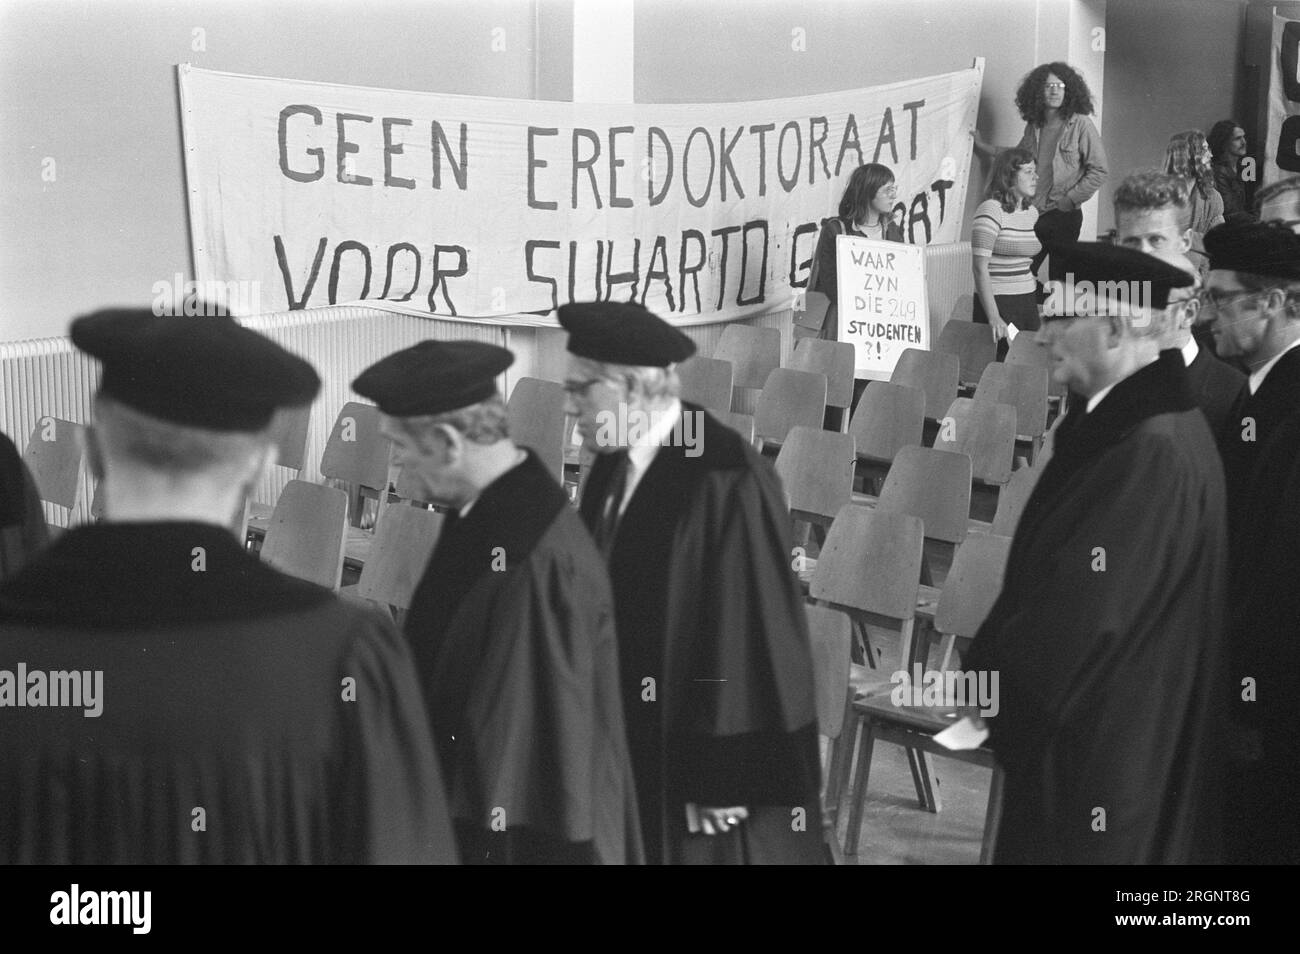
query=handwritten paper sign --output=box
[836,235,930,378]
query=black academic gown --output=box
[0,431,49,581]
[580,404,823,865]
[0,521,457,864]
[966,352,1228,864]
[1183,344,1247,449]
[404,450,642,865]
[1223,408,1300,864]
[1221,346,1300,537]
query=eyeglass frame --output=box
[1044,82,1066,91]
[1196,288,1270,323]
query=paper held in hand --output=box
[934,716,990,751]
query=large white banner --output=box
[179,64,982,325]
[1265,15,1300,188]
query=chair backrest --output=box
[677,356,734,416]
[936,320,995,387]
[22,417,85,512]
[974,363,1049,439]
[260,479,349,590]
[266,403,313,473]
[507,377,566,480]
[1006,332,1066,397]
[936,398,1017,485]
[934,534,1013,638]
[320,402,391,490]
[889,348,959,421]
[754,368,827,444]
[725,412,758,447]
[991,464,1039,537]
[849,382,925,464]
[714,324,780,390]
[354,504,445,609]
[877,445,973,544]
[790,338,856,409]
[810,505,924,621]
[806,603,852,739]
[774,426,856,525]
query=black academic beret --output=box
[1043,240,1194,313]
[558,301,696,366]
[352,340,514,417]
[1204,221,1300,280]
[70,307,320,432]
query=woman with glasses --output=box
[974,62,1108,284]
[1163,130,1225,237]
[795,162,903,344]
[971,148,1041,356]
[1208,119,1253,223]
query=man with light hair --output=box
[1255,175,1300,232]
[967,243,1228,863]
[560,301,822,866]
[353,340,641,865]
[1113,170,1246,439]
[0,307,457,864]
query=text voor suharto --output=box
[0,665,103,718]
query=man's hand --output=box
[688,804,750,835]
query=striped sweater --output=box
[971,199,1041,296]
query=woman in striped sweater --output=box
[971,148,1041,352]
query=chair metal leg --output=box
[980,764,1005,865]
[844,720,877,857]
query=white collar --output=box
[1085,382,1118,415]
[627,399,682,472]
[1248,337,1300,394]
[1180,336,1199,368]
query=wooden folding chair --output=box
[790,339,856,431]
[344,503,444,614]
[245,403,314,539]
[259,479,349,590]
[989,463,1038,537]
[848,382,925,494]
[754,368,827,452]
[725,412,761,450]
[845,533,1011,863]
[1006,331,1066,404]
[677,356,734,417]
[974,363,1049,465]
[890,348,959,442]
[319,401,392,527]
[936,320,996,392]
[936,398,1017,522]
[22,417,85,530]
[774,426,855,542]
[714,324,780,397]
[807,602,852,864]
[857,445,973,586]
[507,377,567,481]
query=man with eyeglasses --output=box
[353,341,642,865]
[965,242,1228,863]
[559,301,823,865]
[1256,175,1300,234]
[1113,171,1246,439]
[1204,222,1300,864]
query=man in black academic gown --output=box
[1203,223,1300,863]
[0,430,48,580]
[1113,171,1246,438]
[965,244,1228,864]
[354,340,641,865]
[560,301,823,865]
[0,308,458,864]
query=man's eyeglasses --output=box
[1197,289,1267,321]
[1044,82,1066,91]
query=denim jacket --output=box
[1017,114,1108,213]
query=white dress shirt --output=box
[617,398,682,518]
[1248,337,1300,395]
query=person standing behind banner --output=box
[975,62,1108,282]
[795,162,903,344]
[971,148,1041,356]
